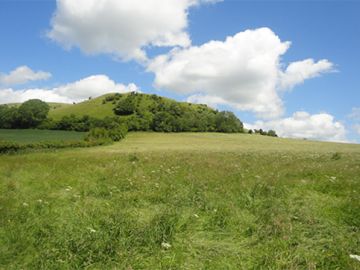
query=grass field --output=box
[0,129,86,143]
[0,133,359,269]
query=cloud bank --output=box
[0,66,51,86]
[0,75,139,104]
[245,111,347,142]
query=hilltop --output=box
[48,93,214,120]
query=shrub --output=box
[108,125,128,141]
[0,140,108,154]
[85,128,111,142]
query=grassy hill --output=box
[1,132,359,269]
[48,93,211,120]
[48,94,117,120]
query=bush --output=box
[0,141,22,153]
[0,140,108,154]
[85,128,112,142]
[108,125,128,141]
[85,125,128,142]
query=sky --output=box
[0,0,359,143]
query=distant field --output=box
[0,133,359,269]
[0,129,86,143]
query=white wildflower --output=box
[350,254,360,262]
[161,242,171,249]
[22,202,29,207]
[88,227,96,233]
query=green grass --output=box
[0,129,86,143]
[48,94,117,120]
[0,133,359,269]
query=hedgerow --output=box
[0,140,108,154]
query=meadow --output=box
[0,129,86,143]
[0,133,359,269]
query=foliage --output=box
[0,129,86,143]
[112,93,245,133]
[0,105,18,129]
[0,100,50,129]
[253,129,278,137]
[17,99,50,128]
[85,125,128,143]
[0,139,106,154]
[215,111,244,133]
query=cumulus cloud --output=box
[148,28,334,118]
[0,66,51,86]
[245,111,347,142]
[48,0,220,61]
[0,75,139,104]
[279,59,334,90]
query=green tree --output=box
[0,105,18,129]
[152,111,175,132]
[215,111,243,133]
[114,95,137,115]
[267,130,278,137]
[17,99,50,128]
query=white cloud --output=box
[279,59,334,90]
[0,66,51,86]
[0,75,139,104]
[245,111,347,142]
[48,0,220,61]
[148,28,334,119]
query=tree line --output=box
[0,93,277,137]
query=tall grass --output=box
[0,133,359,269]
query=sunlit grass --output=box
[0,133,359,269]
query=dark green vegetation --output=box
[0,133,359,269]
[48,93,246,133]
[0,99,50,129]
[0,129,108,154]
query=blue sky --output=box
[0,0,359,142]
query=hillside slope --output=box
[48,94,116,120]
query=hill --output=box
[48,93,214,120]
[47,92,245,133]
[0,132,359,269]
